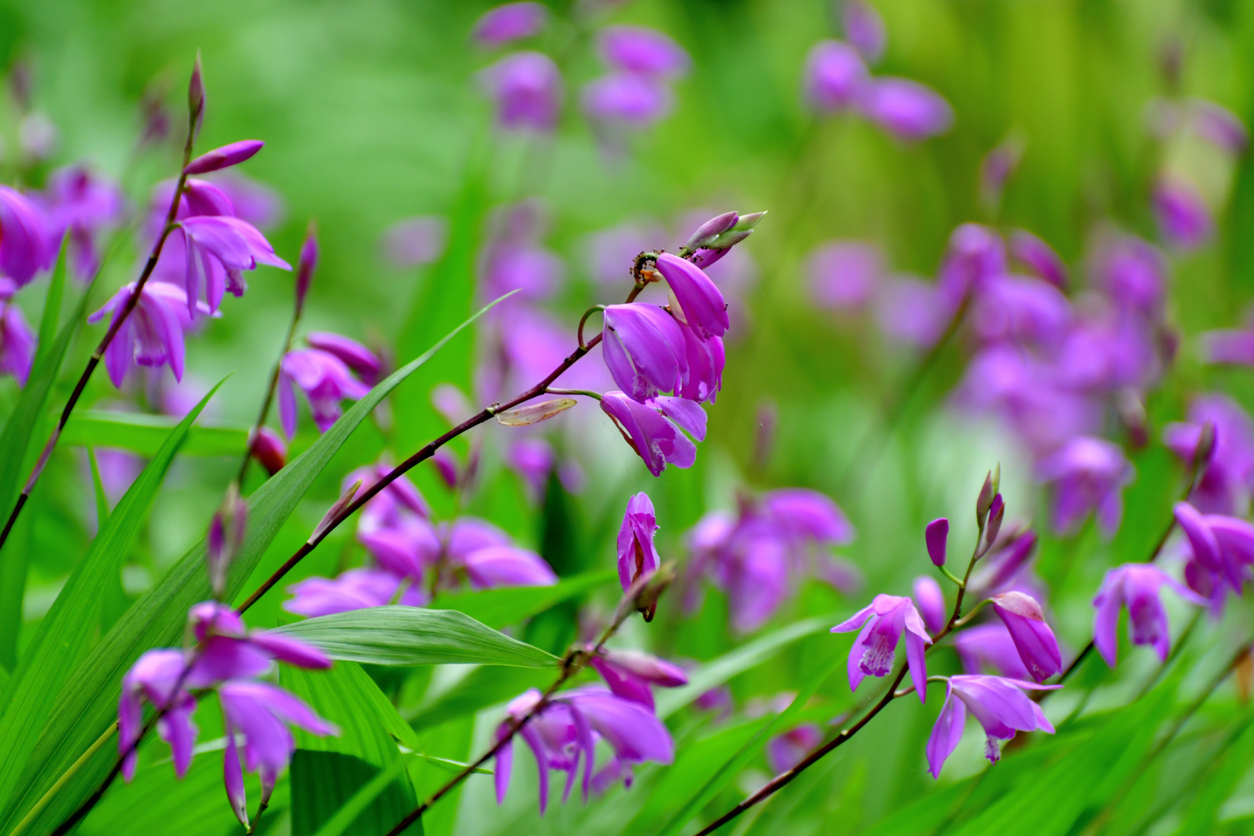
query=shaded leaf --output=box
[61,411,249,457]
[429,569,616,630]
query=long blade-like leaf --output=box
[0,378,224,823]
[61,411,249,457]
[428,569,615,630]
[0,295,507,836]
[272,607,560,668]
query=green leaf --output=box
[405,666,552,733]
[0,297,504,836]
[0,241,78,670]
[429,569,616,630]
[655,616,834,719]
[310,753,419,836]
[272,607,560,669]
[61,411,249,457]
[0,378,223,829]
[283,662,419,836]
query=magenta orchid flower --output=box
[118,649,196,781]
[278,348,371,437]
[479,52,563,132]
[1153,174,1213,250]
[989,591,1062,682]
[654,252,729,340]
[803,40,867,112]
[0,185,51,286]
[1008,229,1068,290]
[38,166,125,280]
[1092,563,1208,666]
[953,623,1032,680]
[926,675,1059,778]
[89,282,211,387]
[767,724,823,773]
[831,594,932,702]
[175,215,290,316]
[284,568,427,617]
[617,492,662,595]
[1173,502,1254,605]
[856,77,953,141]
[598,25,691,78]
[590,649,688,710]
[601,303,687,402]
[471,2,548,47]
[0,279,35,384]
[460,544,558,589]
[1036,436,1133,537]
[678,324,725,404]
[843,0,887,62]
[601,391,701,476]
[307,332,382,386]
[183,139,265,175]
[913,576,948,634]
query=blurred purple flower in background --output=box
[582,73,674,129]
[913,575,947,633]
[479,52,563,132]
[1164,394,1254,515]
[278,347,371,436]
[803,40,867,112]
[953,623,1032,679]
[598,26,691,78]
[843,0,887,63]
[1153,174,1213,250]
[89,282,211,387]
[1092,563,1207,665]
[1036,436,1133,536]
[807,240,884,311]
[857,77,953,140]
[381,215,449,268]
[37,166,125,280]
[767,724,823,773]
[0,279,35,384]
[1008,229,1068,290]
[0,185,52,286]
[472,2,549,48]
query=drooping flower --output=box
[601,391,700,476]
[460,544,558,589]
[831,594,931,701]
[1173,503,1254,605]
[184,602,331,687]
[1164,395,1254,516]
[1008,229,1068,290]
[493,687,674,811]
[843,0,887,63]
[598,26,691,78]
[218,681,337,827]
[913,576,948,634]
[284,568,426,617]
[306,332,382,387]
[118,649,197,781]
[278,349,371,437]
[766,724,823,773]
[617,492,662,597]
[38,166,125,280]
[1153,174,1213,250]
[471,2,548,47]
[171,214,290,316]
[0,280,35,384]
[601,304,687,402]
[806,240,885,311]
[479,52,563,132]
[856,77,953,140]
[1036,436,1133,537]
[1092,563,1208,666]
[0,185,51,286]
[953,623,1032,680]
[988,591,1062,682]
[803,40,868,112]
[590,649,688,710]
[926,675,1058,777]
[89,282,211,387]
[678,324,724,404]
[654,252,729,339]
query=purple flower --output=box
[601,391,699,476]
[913,576,947,634]
[0,280,35,384]
[1189,98,1248,155]
[874,275,955,347]
[953,623,1032,679]
[479,52,563,132]
[938,223,1006,302]
[1009,230,1068,290]
[598,25,690,78]
[480,240,565,303]
[346,463,431,533]
[472,2,548,47]
[926,675,1058,777]
[601,304,687,402]
[926,518,949,567]
[183,139,265,175]
[766,724,823,773]
[494,686,674,811]
[38,166,125,280]
[0,185,51,286]
[1036,437,1133,537]
[856,77,953,140]
[761,489,855,545]
[285,568,425,617]
[803,40,868,112]
[1092,563,1207,665]
[207,172,285,230]
[219,681,337,826]
[979,138,1023,209]
[89,282,210,387]
[617,492,662,597]
[306,332,382,386]
[357,523,441,582]
[381,215,449,268]
[677,324,724,404]
[1174,504,1254,603]
[174,215,291,316]
[460,545,558,589]
[1200,329,1254,367]
[831,594,932,701]
[1090,232,1167,321]
[806,240,885,311]
[989,591,1062,682]
[1153,174,1213,250]
[278,349,371,437]
[843,0,887,63]
[294,229,317,310]
[590,649,687,709]
[654,252,728,340]
[582,74,674,128]
[507,437,555,498]
[185,602,331,687]
[1164,394,1254,515]
[118,649,196,781]
[970,274,1072,348]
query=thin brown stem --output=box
[237,303,301,485]
[0,105,198,553]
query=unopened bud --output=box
[250,427,287,475]
[625,561,676,623]
[976,471,995,526]
[732,211,767,231]
[207,483,247,598]
[925,517,949,567]
[188,53,206,140]
[309,479,361,545]
[495,398,577,426]
[985,493,1005,548]
[431,449,460,489]
[705,228,753,250]
[683,211,739,251]
[295,222,319,313]
[183,139,264,175]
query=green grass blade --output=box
[62,411,249,457]
[428,569,616,630]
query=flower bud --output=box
[1195,420,1217,471]
[183,139,265,175]
[295,223,318,313]
[309,479,361,545]
[432,449,460,489]
[207,484,247,598]
[683,211,739,251]
[250,427,287,475]
[629,561,675,623]
[188,53,206,140]
[985,493,1005,547]
[925,517,949,567]
[731,211,767,231]
[976,470,995,525]
[495,397,577,426]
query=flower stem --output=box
[236,296,302,485]
[0,98,199,554]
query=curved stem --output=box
[577,305,606,351]
[236,300,302,485]
[544,387,602,401]
[0,106,198,553]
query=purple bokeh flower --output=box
[843,0,887,63]
[1174,503,1254,606]
[381,215,449,268]
[1008,229,1068,290]
[856,77,953,140]
[1089,232,1168,321]
[306,332,382,386]
[278,349,371,437]
[989,591,1061,682]
[582,73,674,128]
[766,724,822,773]
[1163,394,1254,515]
[0,185,52,286]
[1189,98,1248,155]
[926,675,1058,777]
[590,649,687,710]
[1153,174,1213,250]
[479,52,563,132]
[0,280,35,384]
[803,40,868,112]
[1036,436,1133,537]
[472,2,548,47]
[1092,563,1207,665]
[89,282,211,387]
[874,276,955,347]
[807,240,885,311]
[598,26,690,78]
[285,568,426,617]
[831,594,931,701]
[969,274,1071,348]
[938,223,1006,302]
[37,166,125,280]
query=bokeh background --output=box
[5,0,1254,834]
